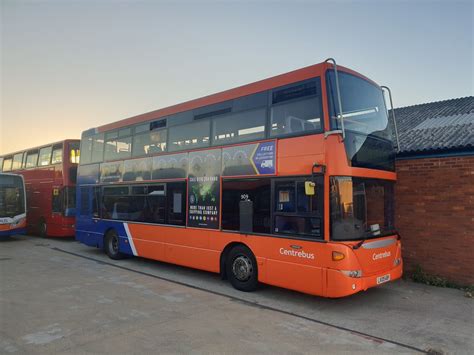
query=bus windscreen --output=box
[0,175,26,218]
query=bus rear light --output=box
[393,258,401,266]
[332,251,345,261]
[341,270,362,278]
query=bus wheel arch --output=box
[103,228,125,260]
[221,243,259,292]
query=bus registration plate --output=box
[377,274,390,284]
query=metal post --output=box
[381,86,400,152]
[325,58,345,140]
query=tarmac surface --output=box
[0,235,473,354]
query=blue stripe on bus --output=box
[0,228,26,237]
[75,220,134,256]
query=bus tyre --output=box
[226,245,258,292]
[39,219,47,238]
[104,230,125,260]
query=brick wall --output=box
[395,155,474,285]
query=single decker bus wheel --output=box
[226,245,258,292]
[104,229,125,260]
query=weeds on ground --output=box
[463,285,474,299]
[411,265,473,298]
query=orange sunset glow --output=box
[1,1,472,155]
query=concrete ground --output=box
[0,235,472,354]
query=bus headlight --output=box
[11,218,24,227]
[341,270,362,278]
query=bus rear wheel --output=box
[226,245,258,292]
[39,219,47,238]
[104,230,125,260]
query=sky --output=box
[1,0,473,154]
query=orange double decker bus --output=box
[76,59,402,297]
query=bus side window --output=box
[80,187,90,216]
[221,178,271,234]
[273,179,323,239]
[52,188,62,213]
[2,157,12,172]
[275,183,296,212]
[166,182,186,226]
[92,186,101,218]
[51,145,63,164]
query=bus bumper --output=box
[0,228,26,237]
[325,263,403,298]
[46,224,75,237]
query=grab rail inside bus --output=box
[381,86,401,152]
[325,58,345,140]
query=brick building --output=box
[393,96,474,285]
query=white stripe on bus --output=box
[123,223,138,256]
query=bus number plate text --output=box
[377,274,390,284]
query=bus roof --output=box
[95,61,377,133]
[0,172,24,179]
[0,139,80,158]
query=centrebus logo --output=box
[372,251,391,260]
[279,248,315,260]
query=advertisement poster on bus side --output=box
[123,157,152,182]
[152,153,188,179]
[100,161,124,183]
[222,141,276,176]
[187,149,221,229]
[77,164,100,184]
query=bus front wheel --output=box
[226,245,258,292]
[104,230,125,260]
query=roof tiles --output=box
[391,96,474,154]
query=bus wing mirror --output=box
[305,181,316,196]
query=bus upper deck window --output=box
[2,158,12,172]
[38,146,52,166]
[25,151,38,168]
[69,142,80,164]
[51,146,63,165]
[70,148,80,164]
